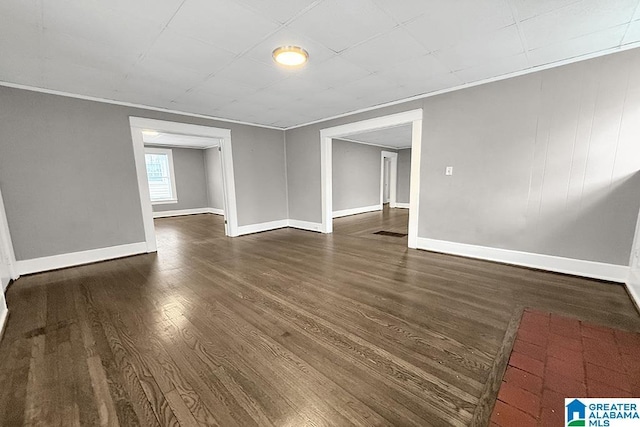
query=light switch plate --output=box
[445,166,453,176]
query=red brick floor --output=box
[490,309,640,427]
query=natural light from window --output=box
[144,148,177,204]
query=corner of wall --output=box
[283,130,290,220]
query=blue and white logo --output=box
[567,399,587,426]
[565,398,640,427]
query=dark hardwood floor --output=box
[1,208,638,426]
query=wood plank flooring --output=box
[1,208,638,426]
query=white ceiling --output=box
[143,132,220,148]
[1,0,639,129]
[345,124,413,149]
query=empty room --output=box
[1,1,640,426]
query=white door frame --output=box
[0,186,18,290]
[129,117,239,252]
[320,109,423,248]
[628,207,640,307]
[631,211,640,273]
[380,151,398,208]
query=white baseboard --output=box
[0,293,8,341]
[0,308,7,342]
[15,242,149,275]
[1,277,9,293]
[236,219,323,235]
[626,270,640,312]
[236,220,289,236]
[287,219,323,232]
[153,207,223,218]
[416,237,629,282]
[394,203,410,209]
[333,205,381,218]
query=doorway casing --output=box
[129,117,239,252]
[627,208,640,310]
[0,187,17,289]
[380,151,398,208]
[320,109,423,248]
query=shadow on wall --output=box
[531,171,640,265]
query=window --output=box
[144,147,177,204]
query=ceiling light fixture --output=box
[141,130,159,137]
[272,46,309,68]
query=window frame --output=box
[144,147,178,205]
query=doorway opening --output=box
[320,109,423,248]
[381,151,398,207]
[129,117,239,253]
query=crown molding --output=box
[2,41,639,133]
[0,81,283,131]
[285,41,640,130]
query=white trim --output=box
[337,137,400,151]
[321,134,332,233]
[129,117,239,241]
[0,296,7,342]
[237,219,324,235]
[143,137,220,150]
[236,220,289,236]
[0,81,282,130]
[153,207,219,218]
[627,206,640,311]
[394,203,410,209]
[144,146,179,205]
[287,219,323,232]
[320,109,423,237]
[151,199,179,205]
[629,205,640,273]
[15,242,148,276]
[219,133,238,236]
[333,205,382,218]
[407,119,422,249]
[321,110,423,139]
[416,237,629,282]
[380,151,398,207]
[0,188,18,284]
[209,208,224,216]
[131,117,227,138]
[130,124,157,252]
[626,270,640,312]
[285,41,640,131]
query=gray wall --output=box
[397,148,411,204]
[285,48,640,266]
[333,139,393,212]
[204,147,224,211]
[233,126,288,225]
[146,145,208,212]
[418,50,640,265]
[0,86,287,260]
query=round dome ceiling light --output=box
[272,46,309,68]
